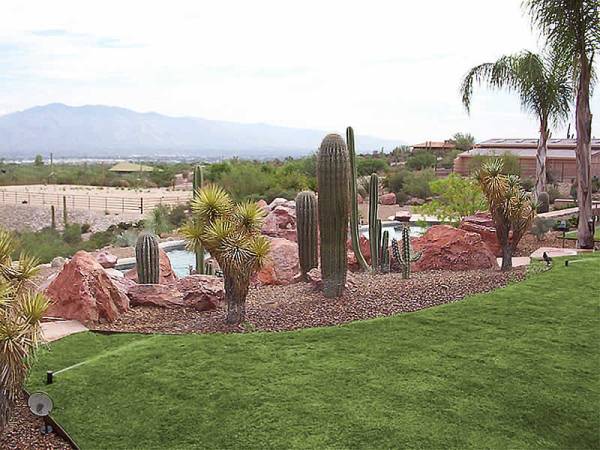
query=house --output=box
[109,162,158,174]
[453,138,600,181]
[411,140,456,155]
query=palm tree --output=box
[475,160,537,271]
[180,185,270,325]
[460,51,572,199]
[524,0,600,249]
[0,229,49,430]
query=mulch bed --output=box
[93,268,525,335]
[0,392,72,450]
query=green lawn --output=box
[28,256,600,449]
[565,226,600,241]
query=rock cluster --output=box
[459,212,510,257]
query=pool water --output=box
[166,224,425,277]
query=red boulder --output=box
[379,192,397,205]
[255,237,299,285]
[96,250,118,269]
[459,212,511,257]
[177,275,225,311]
[45,251,129,323]
[412,225,498,271]
[128,284,184,308]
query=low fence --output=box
[0,190,192,214]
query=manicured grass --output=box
[565,226,600,241]
[28,256,600,449]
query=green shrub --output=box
[468,152,521,176]
[145,205,173,236]
[520,178,534,192]
[81,223,92,233]
[63,224,82,244]
[530,217,555,241]
[547,185,561,204]
[406,152,437,170]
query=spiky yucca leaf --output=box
[202,218,236,251]
[191,184,233,224]
[247,235,271,270]
[179,220,205,253]
[234,201,266,235]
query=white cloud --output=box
[0,0,598,143]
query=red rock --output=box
[379,192,397,205]
[268,197,288,210]
[125,248,178,284]
[261,205,296,240]
[256,199,268,210]
[96,250,118,269]
[177,274,225,311]
[255,237,299,285]
[346,235,371,265]
[394,210,412,222]
[412,225,498,271]
[128,284,184,308]
[459,212,514,257]
[45,251,129,323]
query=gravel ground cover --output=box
[93,268,524,334]
[0,392,72,449]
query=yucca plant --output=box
[0,228,49,431]
[475,159,536,271]
[180,185,270,324]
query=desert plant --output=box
[317,134,350,297]
[0,228,49,431]
[63,223,82,244]
[181,185,270,324]
[145,205,173,236]
[537,191,550,213]
[475,159,536,270]
[295,191,318,278]
[369,174,380,271]
[380,230,390,273]
[135,232,160,284]
[347,127,369,272]
[192,165,206,274]
[392,227,422,279]
[62,195,68,225]
[530,217,555,241]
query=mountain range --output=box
[0,103,402,160]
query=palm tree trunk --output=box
[575,56,594,249]
[535,124,549,199]
[224,272,249,325]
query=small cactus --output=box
[380,230,390,273]
[392,227,422,279]
[296,191,318,278]
[317,134,350,298]
[537,191,550,213]
[136,232,160,284]
[368,174,380,271]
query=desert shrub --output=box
[406,152,437,170]
[115,230,139,247]
[168,204,189,227]
[417,174,487,224]
[439,149,462,169]
[520,178,534,192]
[547,185,561,203]
[530,217,555,241]
[145,205,173,236]
[403,169,435,199]
[81,223,92,233]
[63,224,82,244]
[356,157,388,176]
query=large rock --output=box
[96,250,118,269]
[379,192,397,205]
[412,225,498,271]
[256,199,269,211]
[459,212,511,257]
[261,205,297,241]
[295,268,357,291]
[50,256,67,268]
[128,284,184,308]
[125,248,178,284]
[346,235,372,270]
[255,237,299,285]
[45,251,129,323]
[177,275,225,311]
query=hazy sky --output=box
[1,0,599,143]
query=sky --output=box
[1,0,599,144]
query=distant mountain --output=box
[0,103,403,160]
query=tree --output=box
[451,132,476,151]
[0,229,49,430]
[475,159,536,271]
[460,51,572,199]
[417,174,487,225]
[180,185,270,324]
[33,154,44,166]
[406,151,437,170]
[524,0,600,249]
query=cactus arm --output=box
[346,127,370,272]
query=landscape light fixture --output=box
[27,392,54,434]
[557,220,569,248]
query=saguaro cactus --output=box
[317,134,350,297]
[136,232,160,284]
[62,196,68,225]
[347,126,369,272]
[192,165,205,274]
[296,190,318,278]
[50,205,56,230]
[368,174,380,271]
[380,230,390,273]
[537,191,550,213]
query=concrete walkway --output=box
[41,320,88,343]
[530,247,578,259]
[497,257,531,267]
[537,207,579,219]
